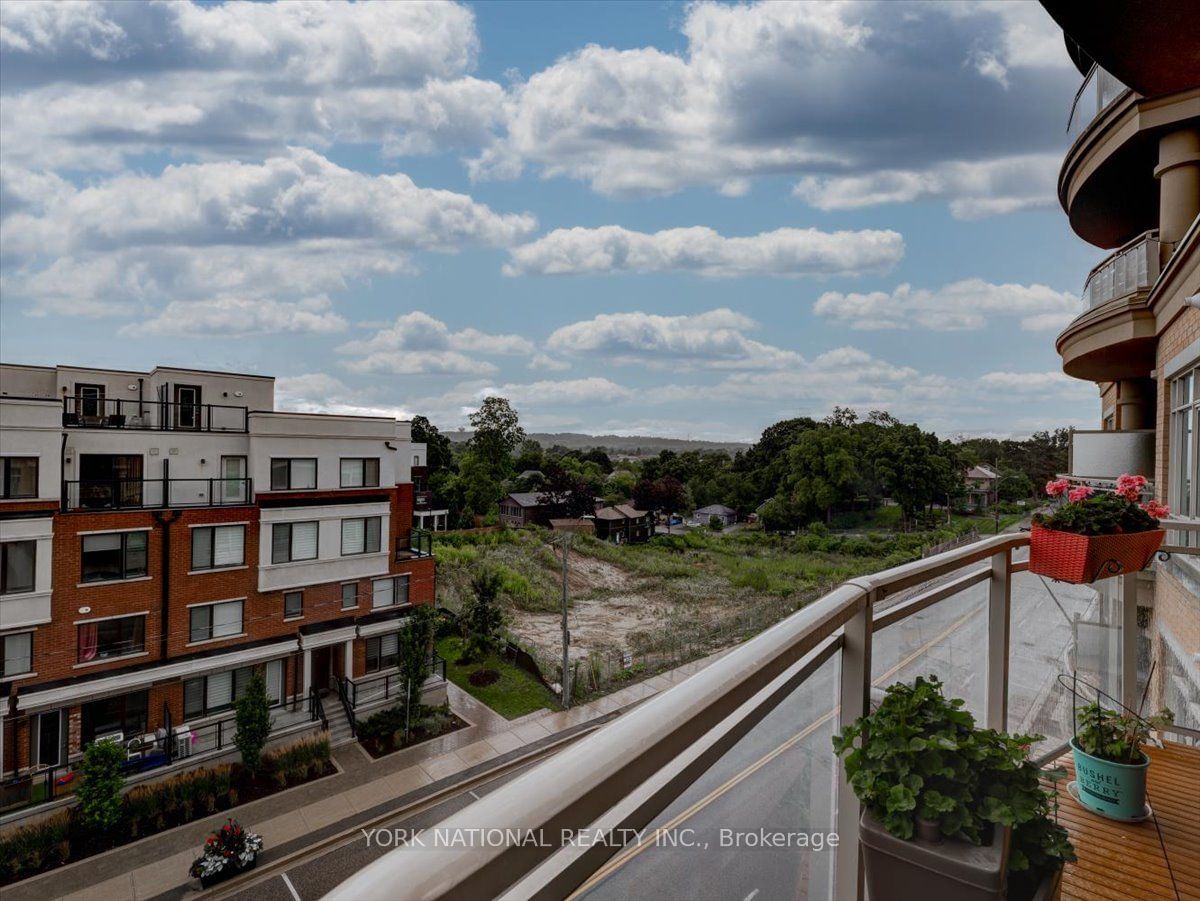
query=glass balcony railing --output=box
[326,522,1200,900]
[1066,429,1155,481]
[1082,230,1161,309]
[62,477,252,511]
[1066,64,1131,139]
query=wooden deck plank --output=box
[1047,741,1200,901]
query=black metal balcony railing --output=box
[343,655,448,710]
[62,477,252,511]
[395,528,434,560]
[62,396,248,432]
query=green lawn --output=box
[437,635,561,719]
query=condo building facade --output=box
[0,363,439,799]
[1046,2,1200,732]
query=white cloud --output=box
[505,225,903,278]
[2,150,535,318]
[338,311,534,376]
[813,279,1079,331]
[0,1,499,169]
[978,370,1093,398]
[545,309,801,370]
[792,154,1059,219]
[472,1,1075,211]
[119,296,348,337]
[274,372,413,420]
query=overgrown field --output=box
[433,518,1000,701]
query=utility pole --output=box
[559,531,573,708]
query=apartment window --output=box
[372,574,410,609]
[183,661,283,719]
[189,600,244,643]
[340,458,380,488]
[271,521,318,564]
[77,615,145,663]
[220,456,248,503]
[81,531,148,583]
[365,633,400,672]
[1,457,38,499]
[1169,364,1199,533]
[341,516,382,555]
[270,458,317,490]
[284,591,303,619]
[341,582,358,609]
[1,540,36,595]
[191,525,245,570]
[1,632,33,677]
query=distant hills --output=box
[444,430,750,456]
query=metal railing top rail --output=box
[61,395,249,432]
[327,532,1026,901]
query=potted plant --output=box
[833,677,1074,901]
[1070,700,1173,821]
[1030,475,1167,584]
[188,818,263,888]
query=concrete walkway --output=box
[6,649,731,901]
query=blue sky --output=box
[0,0,1101,442]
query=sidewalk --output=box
[6,649,731,901]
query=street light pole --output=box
[560,532,573,708]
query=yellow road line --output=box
[572,605,981,896]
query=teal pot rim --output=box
[1069,736,1149,769]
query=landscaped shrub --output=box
[262,734,331,782]
[0,811,71,880]
[234,671,272,775]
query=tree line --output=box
[412,400,1067,531]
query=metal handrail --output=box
[334,677,357,738]
[62,477,252,511]
[308,687,328,732]
[61,395,249,432]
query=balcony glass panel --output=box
[1081,232,1160,309]
[578,654,838,901]
[872,580,987,722]
[1005,570,1116,757]
[1066,65,1130,140]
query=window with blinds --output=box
[366,633,400,671]
[272,521,318,563]
[270,458,317,490]
[184,661,284,720]
[341,516,381,555]
[189,599,243,642]
[340,458,380,488]
[372,574,410,608]
[191,525,245,570]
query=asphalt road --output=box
[219,763,537,901]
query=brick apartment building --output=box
[0,363,440,800]
[1045,1,1200,733]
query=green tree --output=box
[77,738,125,833]
[787,425,859,524]
[398,604,438,712]
[998,468,1034,502]
[411,415,453,473]
[461,568,506,662]
[455,449,504,520]
[235,670,272,775]
[872,425,959,525]
[513,438,545,474]
[468,396,525,476]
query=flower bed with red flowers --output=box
[1030,475,1166,583]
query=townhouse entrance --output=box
[311,646,333,693]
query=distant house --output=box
[692,504,738,527]
[593,504,654,544]
[550,518,596,536]
[964,464,1000,510]
[498,491,553,527]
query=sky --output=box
[0,0,1104,443]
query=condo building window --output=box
[1,540,36,594]
[220,456,248,503]
[189,600,244,643]
[77,614,145,663]
[1,457,38,498]
[81,531,148,583]
[341,516,382,555]
[340,458,380,488]
[271,521,318,563]
[341,582,358,609]
[1,631,33,677]
[270,458,317,490]
[191,525,245,570]
[184,660,283,719]
[372,574,410,609]
[284,590,303,619]
[365,633,399,672]
[1169,364,1199,534]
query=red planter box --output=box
[1028,525,1165,584]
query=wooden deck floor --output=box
[1048,741,1199,901]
